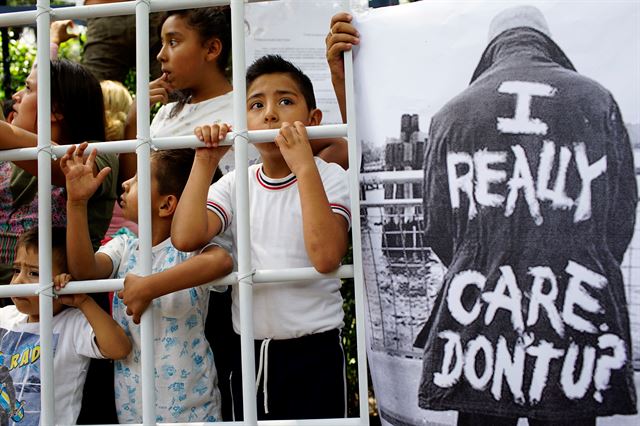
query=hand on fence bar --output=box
[118,273,151,325]
[55,273,87,306]
[195,122,232,149]
[55,272,132,360]
[275,121,316,176]
[326,12,359,123]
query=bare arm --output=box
[312,137,348,169]
[171,124,229,251]
[0,121,71,186]
[118,245,234,324]
[277,122,349,273]
[54,274,131,360]
[326,12,360,124]
[62,143,114,279]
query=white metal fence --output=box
[0,1,369,425]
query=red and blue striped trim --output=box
[206,201,230,231]
[256,167,297,190]
[330,203,351,227]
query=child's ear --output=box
[158,194,178,218]
[205,38,223,62]
[307,108,322,126]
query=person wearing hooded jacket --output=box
[414,5,638,425]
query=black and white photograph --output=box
[354,1,640,425]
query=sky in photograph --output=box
[353,0,640,147]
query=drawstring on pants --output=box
[255,338,272,414]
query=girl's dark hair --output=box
[162,6,232,118]
[50,59,106,144]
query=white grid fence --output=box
[0,1,369,425]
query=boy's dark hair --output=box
[246,55,317,110]
[151,149,194,199]
[151,149,223,199]
[162,6,232,117]
[17,227,67,272]
[50,60,106,144]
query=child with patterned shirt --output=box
[61,143,233,423]
[172,55,351,420]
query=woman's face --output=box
[11,67,38,133]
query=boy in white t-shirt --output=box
[172,55,351,420]
[61,143,234,423]
[0,227,131,425]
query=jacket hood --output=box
[470,27,576,84]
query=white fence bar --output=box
[360,169,422,183]
[231,0,258,423]
[345,50,370,424]
[133,0,156,424]
[360,198,422,207]
[0,0,228,27]
[0,124,348,161]
[35,0,56,423]
[0,265,356,298]
[253,265,354,282]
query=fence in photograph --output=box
[360,169,443,359]
[0,1,369,425]
[621,174,640,370]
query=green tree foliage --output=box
[0,29,36,99]
[57,31,86,63]
[0,28,85,100]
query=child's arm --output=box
[313,137,348,170]
[0,121,71,186]
[118,245,233,324]
[61,143,114,279]
[54,274,132,360]
[171,124,230,252]
[326,12,360,124]
[276,122,349,273]
[312,12,360,170]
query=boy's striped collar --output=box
[255,166,297,190]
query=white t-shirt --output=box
[0,306,103,426]
[97,235,221,423]
[207,157,351,340]
[150,91,260,174]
